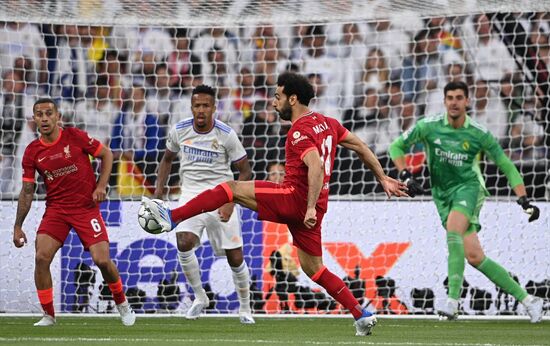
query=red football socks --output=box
[312,266,364,320]
[37,287,55,318]
[171,183,233,223]
[108,278,126,305]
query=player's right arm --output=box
[302,149,324,229]
[340,131,408,198]
[14,146,38,247]
[13,181,34,248]
[388,120,425,165]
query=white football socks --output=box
[231,261,251,313]
[178,250,208,301]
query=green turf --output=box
[0,317,548,346]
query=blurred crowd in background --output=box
[1,12,549,198]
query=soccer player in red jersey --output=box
[12,98,135,327]
[142,72,408,336]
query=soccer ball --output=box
[138,204,163,234]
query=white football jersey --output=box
[166,118,247,193]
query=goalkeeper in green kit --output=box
[389,81,543,322]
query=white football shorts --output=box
[172,192,243,256]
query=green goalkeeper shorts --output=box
[432,183,486,234]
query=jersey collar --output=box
[39,128,64,146]
[443,112,470,128]
[292,110,314,124]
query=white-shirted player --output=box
[154,84,254,323]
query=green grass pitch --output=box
[0,316,548,345]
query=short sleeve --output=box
[70,127,103,157]
[165,126,180,153]
[22,146,36,183]
[327,117,349,143]
[226,129,248,162]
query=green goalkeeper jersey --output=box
[389,113,524,194]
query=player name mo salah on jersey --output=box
[312,121,329,134]
[22,127,104,209]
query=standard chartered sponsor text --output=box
[52,164,78,178]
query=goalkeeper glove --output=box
[398,169,424,197]
[516,196,540,222]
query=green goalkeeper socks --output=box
[447,231,465,300]
[475,257,528,301]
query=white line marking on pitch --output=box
[0,337,538,346]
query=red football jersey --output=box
[22,127,103,209]
[283,111,349,213]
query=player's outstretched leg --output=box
[141,197,177,233]
[142,183,234,232]
[464,230,544,324]
[310,266,376,336]
[474,257,544,323]
[178,250,209,320]
[230,261,255,324]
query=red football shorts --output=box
[254,181,324,256]
[37,206,109,250]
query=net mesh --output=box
[0,0,549,317]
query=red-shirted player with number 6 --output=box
[12,98,135,327]
[142,72,408,336]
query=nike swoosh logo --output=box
[93,232,103,238]
[38,157,47,162]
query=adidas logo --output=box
[458,200,468,207]
[434,138,442,145]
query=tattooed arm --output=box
[13,182,34,247]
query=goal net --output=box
[0,0,549,318]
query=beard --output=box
[277,102,292,121]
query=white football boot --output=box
[437,298,458,321]
[117,301,136,326]
[239,310,255,324]
[354,313,377,336]
[33,314,56,327]
[141,196,175,233]
[524,296,543,323]
[186,296,210,320]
